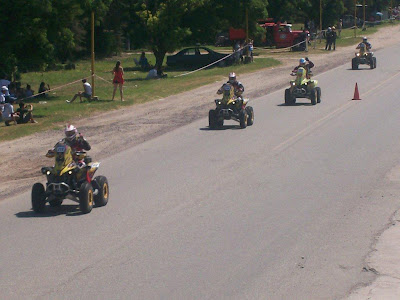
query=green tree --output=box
[132,0,204,68]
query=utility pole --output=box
[246,7,249,43]
[91,11,95,99]
[320,0,322,32]
[363,0,366,29]
[354,0,357,38]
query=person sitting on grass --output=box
[38,82,50,98]
[139,52,150,69]
[25,84,34,98]
[16,101,37,124]
[2,98,19,126]
[66,79,92,103]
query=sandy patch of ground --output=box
[1,24,400,201]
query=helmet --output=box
[363,36,367,42]
[65,124,77,142]
[228,72,236,83]
[332,26,336,30]
[327,27,332,31]
[299,58,306,65]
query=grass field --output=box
[1,54,280,141]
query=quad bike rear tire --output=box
[316,87,321,103]
[209,109,217,129]
[246,106,254,126]
[79,182,94,214]
[32,183,46,213]
[239,109,248,129]
[372,57,377,69]
[310,88,317,105]
[93,175,109,207]
[352,58,358,70]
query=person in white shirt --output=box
[2,98,20,126]
[66,79,92,103]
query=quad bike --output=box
[352,44,376,70]
[31,142,109,214]
[209,83,254,129]
[284,67,321,105]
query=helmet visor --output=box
[65,130,76,139]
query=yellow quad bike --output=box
[352,44,376,70]
[285,67,321,105]
[31,142,109,214]
[209,83,254,129]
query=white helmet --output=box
[228,72,236,83]
[363,36,367,42]
[299,58,306,65]
[65,124,77,142]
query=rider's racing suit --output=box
[217,80,244,99]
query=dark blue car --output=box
[166,47,233,68]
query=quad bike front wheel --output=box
[32,183,46,213]
[316,87,321,103]
[352,58,358,70]
[246,106,254,126]
[372,57,377,69]
[239,109,248,129]
[79,182,94,214]
[310,88,317,105]
[209,109,217,129]
[285,89,295,105]
[93,176,109,207]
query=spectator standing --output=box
[2,98,19,126]
[248,39,254,62]
[38,82,50,98]
[16,101,37,124]
[112,61,124,101]
[325,27,333,50]
[66,79,92,103]
[338,19,342,37]
[25,84,34,98]
[331,26,337,50]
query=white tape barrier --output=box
[174,45,250,78]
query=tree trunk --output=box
[153,49,166,70]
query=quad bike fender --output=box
[87,162,100,179]
[307,80,317,89]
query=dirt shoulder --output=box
[1,24,400,201]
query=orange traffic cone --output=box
[352,83,361,100]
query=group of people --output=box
[0,86,37,126]
[325,26,338,51]
[66,61,125,103]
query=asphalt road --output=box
[2,43,400,299]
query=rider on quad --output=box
[293,57,314,79]
[47,124,91,164]
[217,72,244,99]
[356,37,372,52]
